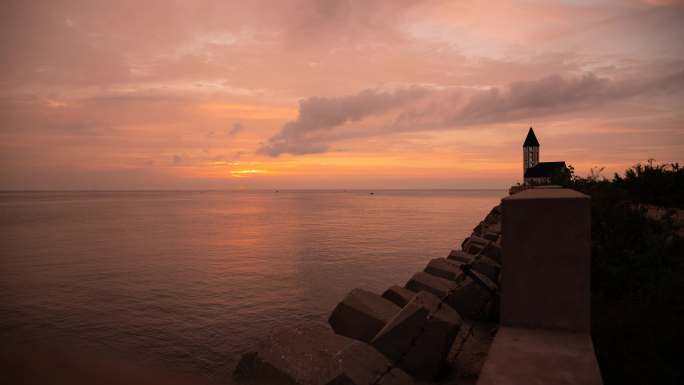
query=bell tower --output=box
[523,127,540,179]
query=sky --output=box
[1,0,683,190]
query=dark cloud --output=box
[257,86,430,156]
[443,70,684,126]
[259,70,684,156]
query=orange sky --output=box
[1,0,683,189]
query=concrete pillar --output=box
[501,188,591,332]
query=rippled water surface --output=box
[0,190,504,383]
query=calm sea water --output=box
[0,190,504,383]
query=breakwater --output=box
[232,203,505,384]
[231,187,603,385]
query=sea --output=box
[0,190,504,383]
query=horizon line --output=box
[0,188,510,193]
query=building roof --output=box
[523,127,540,147]
[524,161,567,178]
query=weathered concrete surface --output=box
[233,324,351,384]
[382,285,417,307]
[329,288,401,342]
[332,341,415,385]
[446,321,498,383]
[501,188,591,331]
[424,258,463,281]
[233,324,415,385]
[372,291,463,380]
[476,327,603,385]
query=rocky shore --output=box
[232,204,505,385]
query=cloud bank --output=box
[259,70,684,156]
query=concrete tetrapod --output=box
[449,270,498,321]
[371,291,463,380]
[233,324,414,385]
[424,258,464,281]
[444,253,501,282]
[482,230,500,242]
[463,236,502,264]
[382,285,417,307]
[448,249,474,263]
[405,271,458,298]
[329,288,401,343]
[405,271,497,321]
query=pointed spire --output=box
[523,127,540,147]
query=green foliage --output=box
[562,161,684,385]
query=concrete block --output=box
[382,285,417,307]
[446,271,497,321]
[447,321,497,380]
[406,271,497,321]
[330,341,415,385]
[501,188,591,331]
[482,230,499,242]
[372,291,463,380]
[472,221,485,236]
[447,250,500,283]
[234,324,415,385]
[448,250,500,279]
[484,206,502,224]
[466,234,489,247]
[448,249,475,263]
[472,257,501,283]
[232,324,351,384]
[405,271,457,299]
[487,221,501,234]
[464,238,502,264]
[329,288,401,342]
[424,258,464,281]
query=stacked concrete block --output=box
[483,205,502,225]
[448,249,474,263]
[445,252,501,282]
[424,258,464,281]
[233,324,413,385]
[472,206,502,241]
[472,221,485,236]
[372,291,463,380]
[382,285,417,307]
[444,271,497,321]
[482,230,500,242]
[329,288,401,343]
[463,236,502,264]
[405,271,497,321]
[405,271,458,299]
[487,221,501,234]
